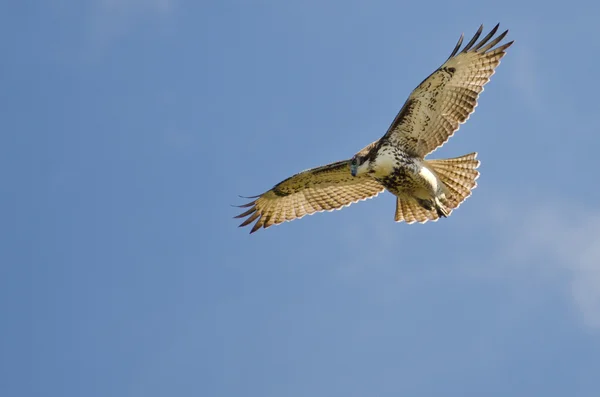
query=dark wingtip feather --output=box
[234,207,256,219]
[250,222,263,234]
[498,40,515,51]
[448,33,464,59]
[238,211,260,228]
[233,201,256,208]
[473,23,500,51]
[234,193,266,233]
[461,24,484,53]
[478,29,509,52]
[239,194,261,199]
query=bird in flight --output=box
[235,24,513,233]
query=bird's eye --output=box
[351,158,357,166]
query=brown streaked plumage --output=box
[236,24,513,233]
[235,143,384,234]
[382,24,512,158]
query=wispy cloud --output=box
[507,203,600,329]
[452,198,600,330]
[335,195,600,330]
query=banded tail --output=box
[394,153,480,223]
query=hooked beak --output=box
[350,167,357,177]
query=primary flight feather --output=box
[235,24,513,233]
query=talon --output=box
[434,197,450,218]
[436,207,449,218]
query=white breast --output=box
[372,149,397,177]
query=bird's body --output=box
[358,145,439,212]
[236,24,513,233]
[378,157,448,217]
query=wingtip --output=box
[234,201,256,209]
[239,194,261,199]
[460,24,486,54]
[449,32,465,59]
[240,224,259,234]
[250,222,263,234]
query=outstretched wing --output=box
[382,24,513,157]
[235,161,385,233]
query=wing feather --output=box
[381,24,513,157]
[448,33,464,59]
[460,25,483,53]
[235,160,385,233]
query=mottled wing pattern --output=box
[235,161,385,233]
[383,24,513,157]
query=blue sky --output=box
[3,0,600,396]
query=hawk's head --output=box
[351,140,378,177]
[350,155,370,177]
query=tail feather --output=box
[395,196,437,224]
[394,152,480,224]
[428,152,480,210]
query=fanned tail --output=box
[428,152,480,210]
[394,153,480,224]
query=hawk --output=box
[235,24,513,233]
